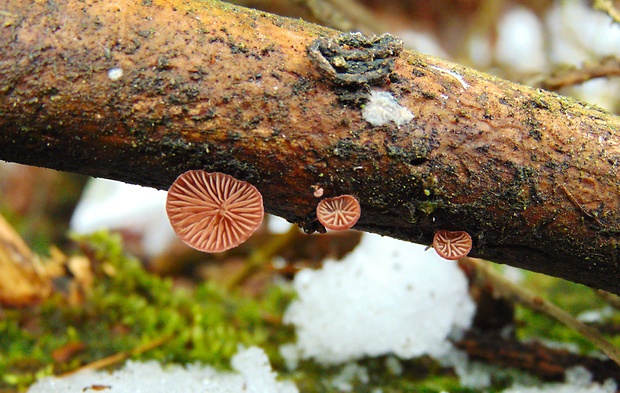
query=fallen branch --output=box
[2,0,620,293]
[537,56,620,91]
[456,330,620,383]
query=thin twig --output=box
[466,257,620,367]
[0,10,18,17]
[60,334,173,376]
[593,0,620,25]
[223,225,300,290]
[596,289,620,311]
[538,57,620,90]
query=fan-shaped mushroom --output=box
[316,195,361,230]
[166,170,264,253]
[432,230,472,260]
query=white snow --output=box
[397,30,449,58]
[496,6,547,73]
[577,306,614,324]
[70,178,177,256]
[268,215,295,234]
[282,233,475,364]
[362,91,414,127]
[467,32,493,68]
[438,348,494,389]
[544,0,620,111]
[503,366,616,393]
[546,0,620,67]
[107,67,123,81]
[329,363,369,392]
[27,347,298,393]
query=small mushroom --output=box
[432,230,472,260]
[166,170,264,253]
[316,195,361,230]
[312,186,324,198]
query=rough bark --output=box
[2,0,620,293]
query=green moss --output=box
[0,231,295,390]
[418,201,439,215]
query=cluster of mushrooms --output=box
[166,170,472,260]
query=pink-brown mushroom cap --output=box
[432,230,472,260]
[316,195,361,231]
[166,170,264,253]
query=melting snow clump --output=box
[503,366,616,393]
[328,363,369,392]
[107,67,123,81]
[70,178,177,257]
[27,346,298,393]
[283,233,475,364]
[362,91,414,126]
[496,6,546,72]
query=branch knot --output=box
[307,32,404,87]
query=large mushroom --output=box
[166,170,264,253]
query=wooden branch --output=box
[2,0,620,294]
[537,56,620,91]
[456,330,620,383]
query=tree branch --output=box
[2,0,620,293]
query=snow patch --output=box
[546,0,620,66]
[70,178,176,257]
[27,347,298,393]
[362,91,414,127]
[268,215,295,234]
[496,6,547,72]
[283,233,475,364]
[396,30,449,58]
[329,363,369,392]
[107,67,123,81]
[503,366,616,393]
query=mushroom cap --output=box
[432,230,472,260]
[316,195,361,231]
[166,170,264,253]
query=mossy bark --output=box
[2,0,620,293]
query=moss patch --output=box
[0,231,294,389]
